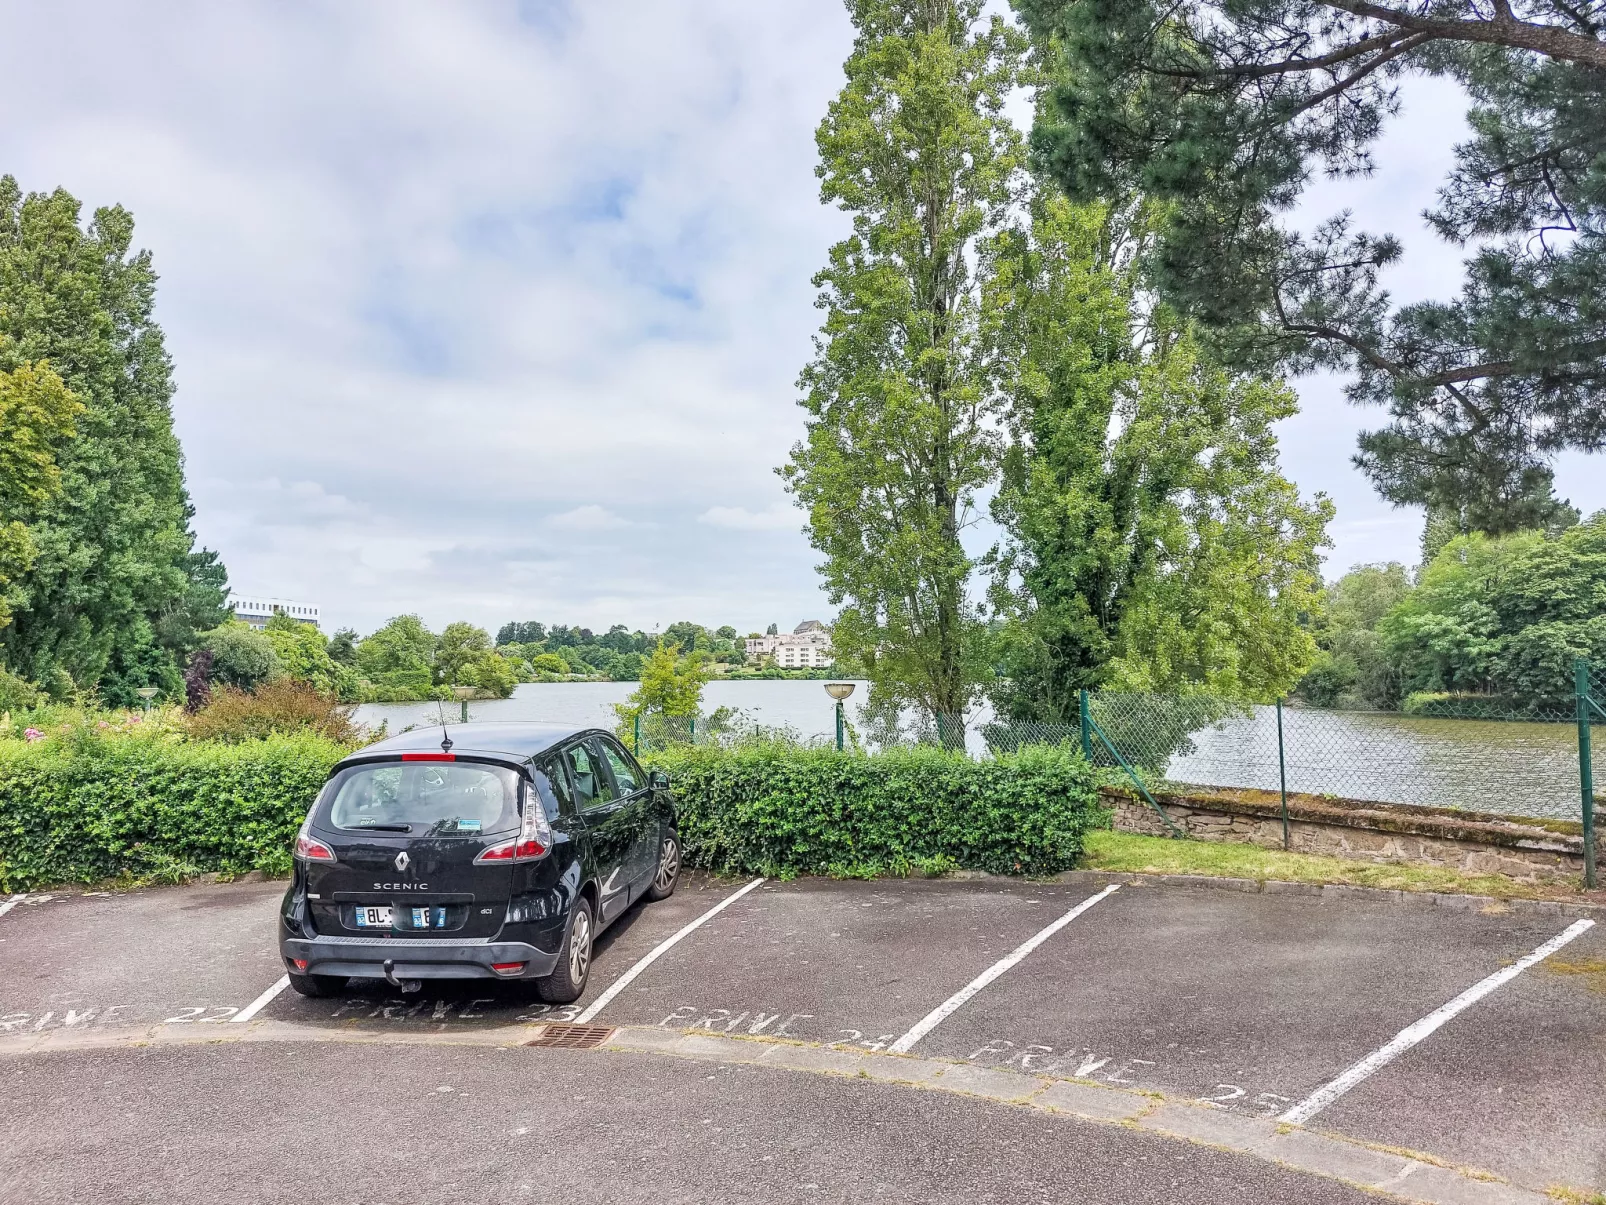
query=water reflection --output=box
[1167,706,1592,822]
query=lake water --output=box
[357,685,1594,824]
[1161,705,1590,823]
[355,680,872,747]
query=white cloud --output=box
[0,0,856,635]
[3,2,1599,633]
[548,505,631,531]
[698,505,800,531]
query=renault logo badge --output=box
[394,851,411,872]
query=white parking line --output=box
[230,976,291,1024]
[0,894,26,919]
[1280,918,1596,1125]
[575,877,767,1025]
[887,883,1122,1054]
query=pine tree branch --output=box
[1321,1,1606,69]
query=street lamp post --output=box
[135,686,159,714]
[451,685,474,724]
[824,682,855,751]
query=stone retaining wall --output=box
[1103,785,1600,883]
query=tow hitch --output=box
[381,959,423,994]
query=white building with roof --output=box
[745,620,834,668]
[229,594,322,630]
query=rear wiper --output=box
[355,823,412,832]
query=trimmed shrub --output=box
[187,679,364,744]
[644,742,1106,878]
[0,731,344,890]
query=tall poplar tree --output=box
[988,194,1331,721]
[0,178,223,703]
[784,0,1026,743]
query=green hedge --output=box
[644,742,1107,878]
[0,733,344,891]
[0,733,1105,890]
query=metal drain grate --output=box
[525,1023,616,1050]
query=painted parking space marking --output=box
[231,976,291,1024]
[887,884,1120,1054]
[575,877,766,1024]
[1280,918,1596,1125]
[0,893,52,919]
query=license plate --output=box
[352,905,449,929]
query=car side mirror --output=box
[650,770,670,791]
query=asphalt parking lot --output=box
[2,874,1601,1202]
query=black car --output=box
[278,722,679,1002]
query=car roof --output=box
[345,721,603,764]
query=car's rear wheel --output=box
[287,972,347,998]
[646,829,681,901]
[537,895,593,1004]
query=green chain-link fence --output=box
[982,665,1599,889]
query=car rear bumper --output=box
[281,934,560,980]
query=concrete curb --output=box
[0,1019,1568,1203]
[1041,868,1606,919]
[601,1027,1554,1205]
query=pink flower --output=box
[128,713,142,723]
[23,728,43,743]
[99,721,110,729]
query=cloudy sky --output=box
[3,1,1601,638]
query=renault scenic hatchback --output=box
[278,722,680,1003]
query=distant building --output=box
[229,594,322,630]
[745,620,834,668]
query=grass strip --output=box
[1081,830,1592,903]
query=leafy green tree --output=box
[261,613,340,694]
[784,0,1026,743]
[529,651,568,676]
[614,643,711,723]
[1017,0,1606,531]
[662,621,710,654]
[356,615,436,679]
[1376,516,1606,709]
[1296,563,1413,708]
[497,620,546,646]
[434,621,494,686]
[326,628,358,666]
[201,623,281,691]
[152,531,232,669]
[715,625,738,641]
[0,179,212,703]
[765,623,779,636]
[0,359,82,638]
[988,195,1331,720]
[461,648,519,698]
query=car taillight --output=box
[474,798,552,865]
[294,816,336,863]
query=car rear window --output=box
[325,761,521,836]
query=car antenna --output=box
[440,721,453,754]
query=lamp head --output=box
[824,682,855,702]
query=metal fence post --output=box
[1576,658,1598,890]
[633,712,641,756]
[689,715,696,744]
[1276,699,1290,851]
[1079,689,1092,762]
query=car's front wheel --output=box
[646,829,681,901]
[537,895,593,1004]
[287,972,347,998]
